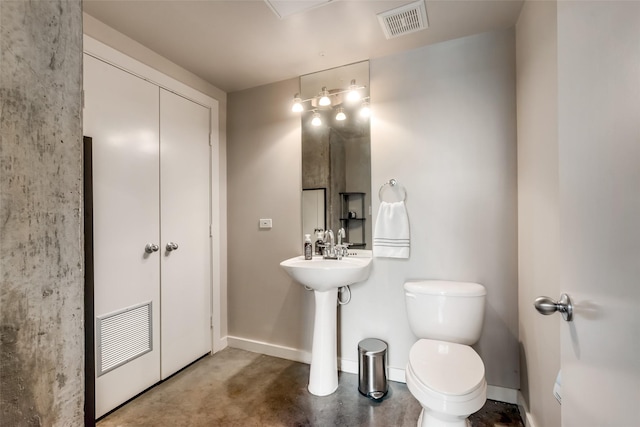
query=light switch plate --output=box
[259,218,272,229]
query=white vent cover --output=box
[377,0,428,39]
[97,301,152,376]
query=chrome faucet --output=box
[323,228,348,260]
[335,228,349,259]
[322,230,337,259]
[324,230,334,251]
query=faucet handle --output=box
[334,244,349,259]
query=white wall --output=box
[515,1,561,426]
[227,29,520,392]
[360,28,519,389]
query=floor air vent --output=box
[377,0,428,40]
[97,301,152,376]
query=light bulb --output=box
[360,101,371,118]
[347,79,360,102]
[311,112,322,126]
[318,87,331,106]
[291,95,303,113]
[335,108,346,121]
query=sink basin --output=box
[280,255,372,292]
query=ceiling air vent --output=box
[377,0,428,39]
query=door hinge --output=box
[209,224,212,238]
[210,315,214,328]
[81,90,85,109]
[209,133,212,146]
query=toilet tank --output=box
[404,280,486,345]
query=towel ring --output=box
[378,179,407,202]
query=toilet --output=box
[404,280,487,427]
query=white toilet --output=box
[404,280,487,427]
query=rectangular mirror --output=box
[300,61,371,249]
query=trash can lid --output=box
[359,338,387,355]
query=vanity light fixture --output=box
[347,80,361,102]
[360,100,371,118]
[291,81,369,124]
[291,94,304,112]
[318,87,332,106]
[311,111,322,126]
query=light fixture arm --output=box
[291,86,368,107]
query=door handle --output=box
[534,293,573,321]
[166,242,179,252]
[145,243,159,254]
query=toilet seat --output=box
[409,339,485,396]
[406,339,486,417]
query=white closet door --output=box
[83,54,161,417]
[160,89,211,378]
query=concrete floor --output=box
[97,348,524,427]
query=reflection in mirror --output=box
[302,188,326,245]
[298,61,371,249]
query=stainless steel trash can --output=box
[358,338,388,400]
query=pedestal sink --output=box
[280,254,372,396]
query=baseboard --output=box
[517,391,537,427]
[339,358,406,383]
[227,336,406,379]
[213,335,228,354]
[227,336,520,405]
[227,336,311,364]
[486,385,518,404]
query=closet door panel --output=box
[160,89,211,378]
[83,55,161,417]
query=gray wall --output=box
[515,1,561,426]
[0,1,84,425]
[227,78,313,350]
[227,28,520,390]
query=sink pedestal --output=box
[279,254,372,396]
[308,288,338,396]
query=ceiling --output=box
[83,0,524,93]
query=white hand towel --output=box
[373,201,410,258]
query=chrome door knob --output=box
[166,242,179,252]
[534,293,573,321]
[144,243,159,254]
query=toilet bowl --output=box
[406,340,486,427]
[404,281,487,427]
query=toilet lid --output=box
[409,339,485,396]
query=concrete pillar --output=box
[0,1,84,425]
